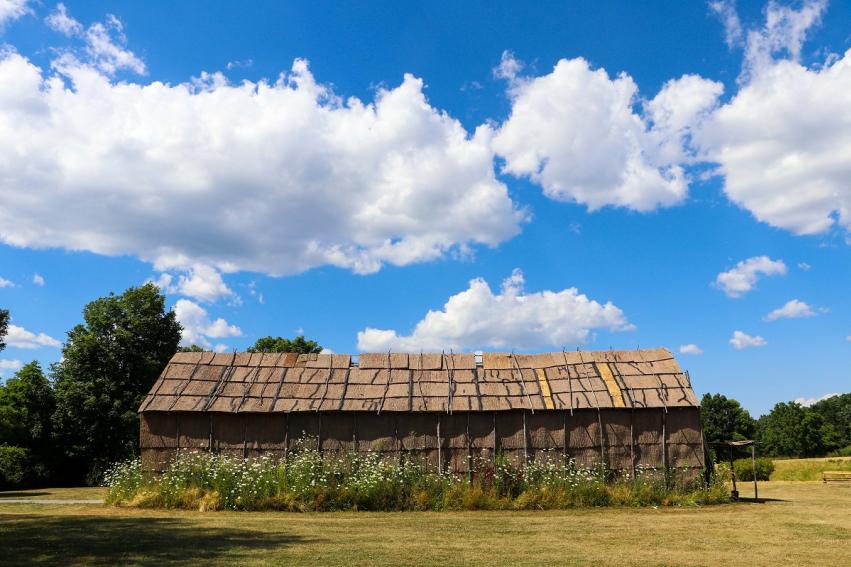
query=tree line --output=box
[701,392,851,458]
[1,284,849,487]
[0,284,320,487]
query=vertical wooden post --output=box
[437,414,443,474]
[630,411,636,482]
[353,413,359,452]
[242,419,247,461]
[176,414,181,456]
[729,446,738,500]
[317,412,323,455]
[662,410,669,487]
[396,414,402,466]
[492,411,497,463]
[208,414,213,453]
[466,413,472,480]
[283,413,289,459]
[522,410,529,463]
[751,444,759,501]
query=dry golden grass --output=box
[771,456,851,481]
[0,482,848,566]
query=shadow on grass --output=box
[0,513,315,565]
[0,491,50,498]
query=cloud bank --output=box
[357,269,632,351]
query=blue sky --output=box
[0,1,849,415]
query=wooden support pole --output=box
[242,419,247,461]
[492,411,497,462]
[283,413,289,459]
[662,410,669,487]
[353,413,359,452]
[751,444,759,501]
[317,412,323,455]
[208,414,213,453]
[466,412,472,479]
[437,413,443,474]
[630,411,636,482]
[176,414,181,455]
[522,410,529,464]
[729,445,738,499]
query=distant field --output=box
[0,482,848,566]
[771,456,851,481]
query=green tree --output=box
[0,362,54,447]
[178,344,208,353]
[0,308,8,352]
[756,401,828,457]
[808,393,851,452]
[700,393,756,446]
[247,335,322,354]
[52,283,182,483]
[0,362,55,483]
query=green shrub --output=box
[733,457,774,481]
[0,445,30,488]
[105,439,730,511]
[827,445,851,457]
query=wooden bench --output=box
[822,471,851,483]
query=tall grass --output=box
[770,456,851,481]
[105,440,728,511]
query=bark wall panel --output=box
[140,413,178,449]
[178,414,210,449]
[141,406,703,473]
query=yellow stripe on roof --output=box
[597,362,625,408]
[535,368,555,410]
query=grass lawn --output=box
[0,487,106,501]
[771,456,851,481]
[0,482,848,566]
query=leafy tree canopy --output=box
[700,393,756,446]
[247,335,322,354]
[808,393,851,452]
[51,283,182,483]
[179,344,208,352]
[756,402,825,458]
[0,308,8,353]
[0,362,54,450]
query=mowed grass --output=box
[771,456,851,481]
[0,487,106,501]
[0,482,848,566]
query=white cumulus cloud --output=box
[492,53,722,212]
[0,276,13,288]
[697,1,851,237]
[794,392,839,407]
[0,51,524,277]
[0,0,30,31]
[764,299,817,321]
[0,358,23,377]
[715,256,787,298]
[46,4,146,75]
[679,344,703,355]
[44,3,81,36]
[152,264,235,303]
[32,273,44,286]
[5,324,62,349]
[729,330,767,350]
[173,299,241,348]
[709,0,744,49]
[357,269,632,352]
